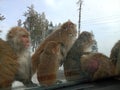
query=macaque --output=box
[110,40,120,75]
[80,53,115,80]
[32,20,77,74]
[37,41,62,86]
[6,27,35,87]
[63,31,94,81]
[0,39,18,89]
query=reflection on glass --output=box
[0,0,120,89]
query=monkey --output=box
[37,41,63,86]
[0,39,19,89]
[63,31,94,81]
[32,20,77,74]
[110,40,120,75]
[110,40,120,65]
[6,26,36,87]
[80,53,115,81]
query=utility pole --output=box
[77,0,83,36]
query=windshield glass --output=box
[0,0,120,90]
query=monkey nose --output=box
[25,39,30,47]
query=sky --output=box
[0,0,120,56]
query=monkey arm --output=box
[0,39,19,88]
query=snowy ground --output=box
[11,52,65,89]
[12,66,65,90]
[12,73,39,90]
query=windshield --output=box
[0,0,120,90]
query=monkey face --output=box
[6,26,31,50]
[20,35,30,48]
[60,21,77,46]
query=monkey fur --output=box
[110,40,120,75]
[37,41,63,86]
[32,20,77,86]
[0,39,19,89]
[64,31,115,81]
[0,26,35,86]
[80,53,115,80]
[63,31,94,81]
[32,20,77,74]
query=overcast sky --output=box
[0,0,120,56]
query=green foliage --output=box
[0,14,5,21]
[23,5,49,51]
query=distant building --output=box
[91,31,98,53]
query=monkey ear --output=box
[52,48,57,54]
[52,47,59,54]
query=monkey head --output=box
[60,20,77,46]
[6,26,30,52]
[78,31,94,52]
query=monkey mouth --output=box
[25,43,30,48]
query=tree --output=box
[91,31,98,53]
[17,19,22,27]
[23,5,49,52]
[0,14,5,36]
[47,21,54,34]
[0,30,2,34]
[0,14,5,21]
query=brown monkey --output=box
[32,20,77,74]
[63,31,94,81]
[80,53,115,80]
[110,40,120,75]
[37,41,63,86]
[6,26,35,87]
[0,39,18,89]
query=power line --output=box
[81,14,120,22]
[82,20,120,26]
[81,15,120,25]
